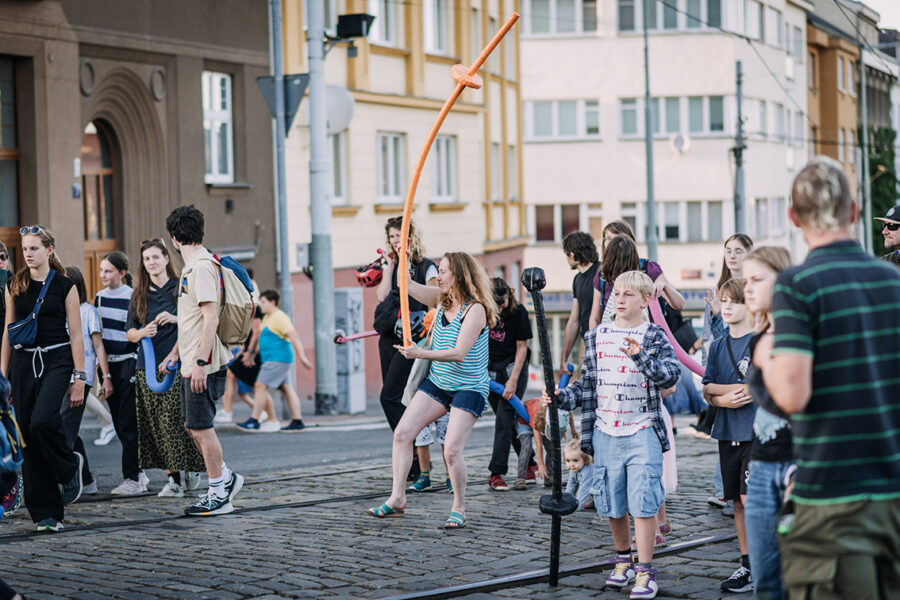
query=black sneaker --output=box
[36,518,63,532]
[280,419,307,432]
[184,491,234,517]
[236,418,260,432]
[224,471,244,503]
[721,565,753,593]
[60,452,84,505]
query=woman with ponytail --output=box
[96,250,145,495]
[1,225,86,531]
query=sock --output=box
[419,470,430,479]
[170,472,181,486]
[616,549,632,560]
[209,474,227,499]
[221,463,231,481]
[637,562,652,569]
[741,554,750,569]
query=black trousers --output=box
[378,335,413,431]
[11,346,78,523]
[0,576,17,600]
[60,384,94,485]
[487,363,533,476]
[107,359,139,481]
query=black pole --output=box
[522,268,577,587]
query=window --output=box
[745,0,762,40]
[369,0,397,44]
[377,132,404,201]
[758,100,768,136]
[558,101,577,136]
[687,0,701,29]
[202,71,234,184]
[838,129,845,162]
[709,96,724,132]
[792,27,802,61]
[621,202,641,241]
[849,129,856,164]
[533,101,553,137]
[848,61,856,96]
[491,142,501,200]
[794,112,803,148]
[838,57,844,91]
[526,0,598,34]
[424,0,450,54]
[508,145,519,199]
[621,99,638,135]
[663,0,678,29]
[583,0,598,32]
[687,202,703,241]
[535,205,555,241]
[808,52,816,90]
[558,0,576,33]
[649,98,660,134]
[489,17,499,71]
[505,33,517,76]
[305,0,338,34]
[766,8,782,49]
[618,0,635,32]
[755,198,769,239]
[663,202,680,240]
[665,97,680,134]
[585,101,600,135]
[432,135,456,201]
[562,205,580,237]
[528,100,600,138]
[810,125,818,157]
[471,8,482,61]
[708,201,723,240]
[688,97,704,133]
[771,197,785,235]
[773,103,784,141]
[0,57,20,228]
[330,132,346,204]
[534,204,581,242]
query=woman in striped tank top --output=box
[368,252,498,529]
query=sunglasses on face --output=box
[0,253,7,261]
[884,222,900,232]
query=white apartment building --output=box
[520,0,811,362]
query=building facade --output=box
[0,0,276,295]
[281,0,525,399]
[520,0,810,364]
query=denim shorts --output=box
[181,367,227,430]
[418,378,486,418]
[590,426,665,518]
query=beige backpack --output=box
[201,254,254,346]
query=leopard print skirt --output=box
[135,370,206,472]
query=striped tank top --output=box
[428,303,490,399]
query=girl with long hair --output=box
[126,239,205,497]
[0,225,86,531]
[702,233,754,362]
[589,234,641,328]
[96,250,144,495]
[741,246,793,600]
[369,252,498,529]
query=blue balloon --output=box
[488,380,530,423]
[140,337,178,394]
[559,363,574,389]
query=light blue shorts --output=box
[590,426,665,519]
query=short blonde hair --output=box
[564,439,592,464]
[614,270,653,298]
[791,156,854,232]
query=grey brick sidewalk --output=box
[1,423,745,599]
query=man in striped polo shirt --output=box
[761,156,900,599]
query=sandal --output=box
[441,511,466,529]
[367,502,405,518]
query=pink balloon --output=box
[648,300,705,377]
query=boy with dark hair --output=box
[702,278,756,593]
[237,289,312,432]
[559,231,600,375]
[162,204,243,516]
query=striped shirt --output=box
[95,285,137,361]
[428,303,490,399]
[772,240,900,505]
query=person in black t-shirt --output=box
[486,278,534,491]
[0,225,87,532]
[741,246,793,600]
[559,231,599,375]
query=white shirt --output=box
[593,320,652,436]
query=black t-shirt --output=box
[390,258,437,315]
[746,332,793,463]
[572,262,599,336]
[10,271,75,348]
[127,279,178,368]
[489,303,533,367]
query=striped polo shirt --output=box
[772,240,900,505]
[95,285,138,362]
[428,303,490,399]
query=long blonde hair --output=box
[440,252,499,327]
[384,216,426,264]
[744,246,792,331]
[9,225,66,298]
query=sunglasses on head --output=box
[20,225,51,241]
[884,222,900,232]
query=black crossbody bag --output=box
[7,270,55,350]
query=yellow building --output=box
[807,14,859,178]
[281,0,525,398]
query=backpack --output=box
[0,374,24,473]
[203,255,255,346]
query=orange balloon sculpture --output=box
[397,13,520,345]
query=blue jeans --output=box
[745,459,792,600]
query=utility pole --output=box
[859,49,873,253]
[733,60,747,234]
[270,0,293,318]
[642,0,657,262]
[307,0,338,414]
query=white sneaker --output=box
[213,410,233,424]
[110,479,144,496]
[185,471,202,491]
[94,424,117,446]
[157,477,185,498]
[259,412,269,424]
[138,471,150,492]
[259,420,281,432]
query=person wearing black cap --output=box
[875,204,900,266]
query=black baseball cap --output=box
[875,205,900,224]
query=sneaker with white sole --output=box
[707,496,727,508]
[606,555,636,589]
[259,420,281,432]
[213,410,233,424]
[185,471,202,491]
[36,518,64,532]
[630,566,659,599]
[94,424,117,446]
[184,491,233,516]
[224,471,244,502]
[157,477,185,497]
[110,478,144,496]
[721,565,753,593]
[138,471,150,492]
[259,412,269,423]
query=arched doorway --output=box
[81,120,118,297]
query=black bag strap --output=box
[31,269,55,319]
[725,336,745,382]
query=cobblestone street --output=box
[2,417,746,599]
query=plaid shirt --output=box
[558,323,681,455]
